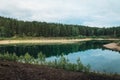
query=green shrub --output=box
[10,53,18,61]
[84,64,91,73]
[24,53,33,63]
[76,57,84,71]
[19,55,24,62]
[0,52,91,73]
[37,52,46,64]
[0,53,18,61]
[46,55,90,72]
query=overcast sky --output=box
[0,0,120,27]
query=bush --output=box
[46,55,90,72]
[24,53,33,63]
[0,52,91,73]
[76,57,84,71]
[37,52,46,64]
[0,52,18,61]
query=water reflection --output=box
[68,49,120,73]
[0,40,112,57]
[0,40,120,73]
[46,49,120,73]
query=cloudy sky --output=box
[0,0,120,27]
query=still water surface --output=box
[0,40,120,73]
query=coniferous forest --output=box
[0,16,120,38]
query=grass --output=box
[0,52,90,73]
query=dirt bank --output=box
[103,43,120,51]
[0,38,119,45]
[0,38,92,45]
[0,60,120,80]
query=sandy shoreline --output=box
[0,38,119,45]
[103,43,120,51]
[0,38,92,45]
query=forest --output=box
[0,16,120,38]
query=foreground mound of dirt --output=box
[0,60,120,80]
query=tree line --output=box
[0,16,120,37]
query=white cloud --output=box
[0,0,120,27]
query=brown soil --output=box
[103,43,120,51]
[0,60,120,80]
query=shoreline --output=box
[0,38,92,45]
[0,38,119,45]
[103,43,120,51]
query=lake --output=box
[0,40,120,74]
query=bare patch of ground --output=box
[0,60,120,80]
[103,43,120,51]
[0,38,119,45]
[0,38,92,45]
